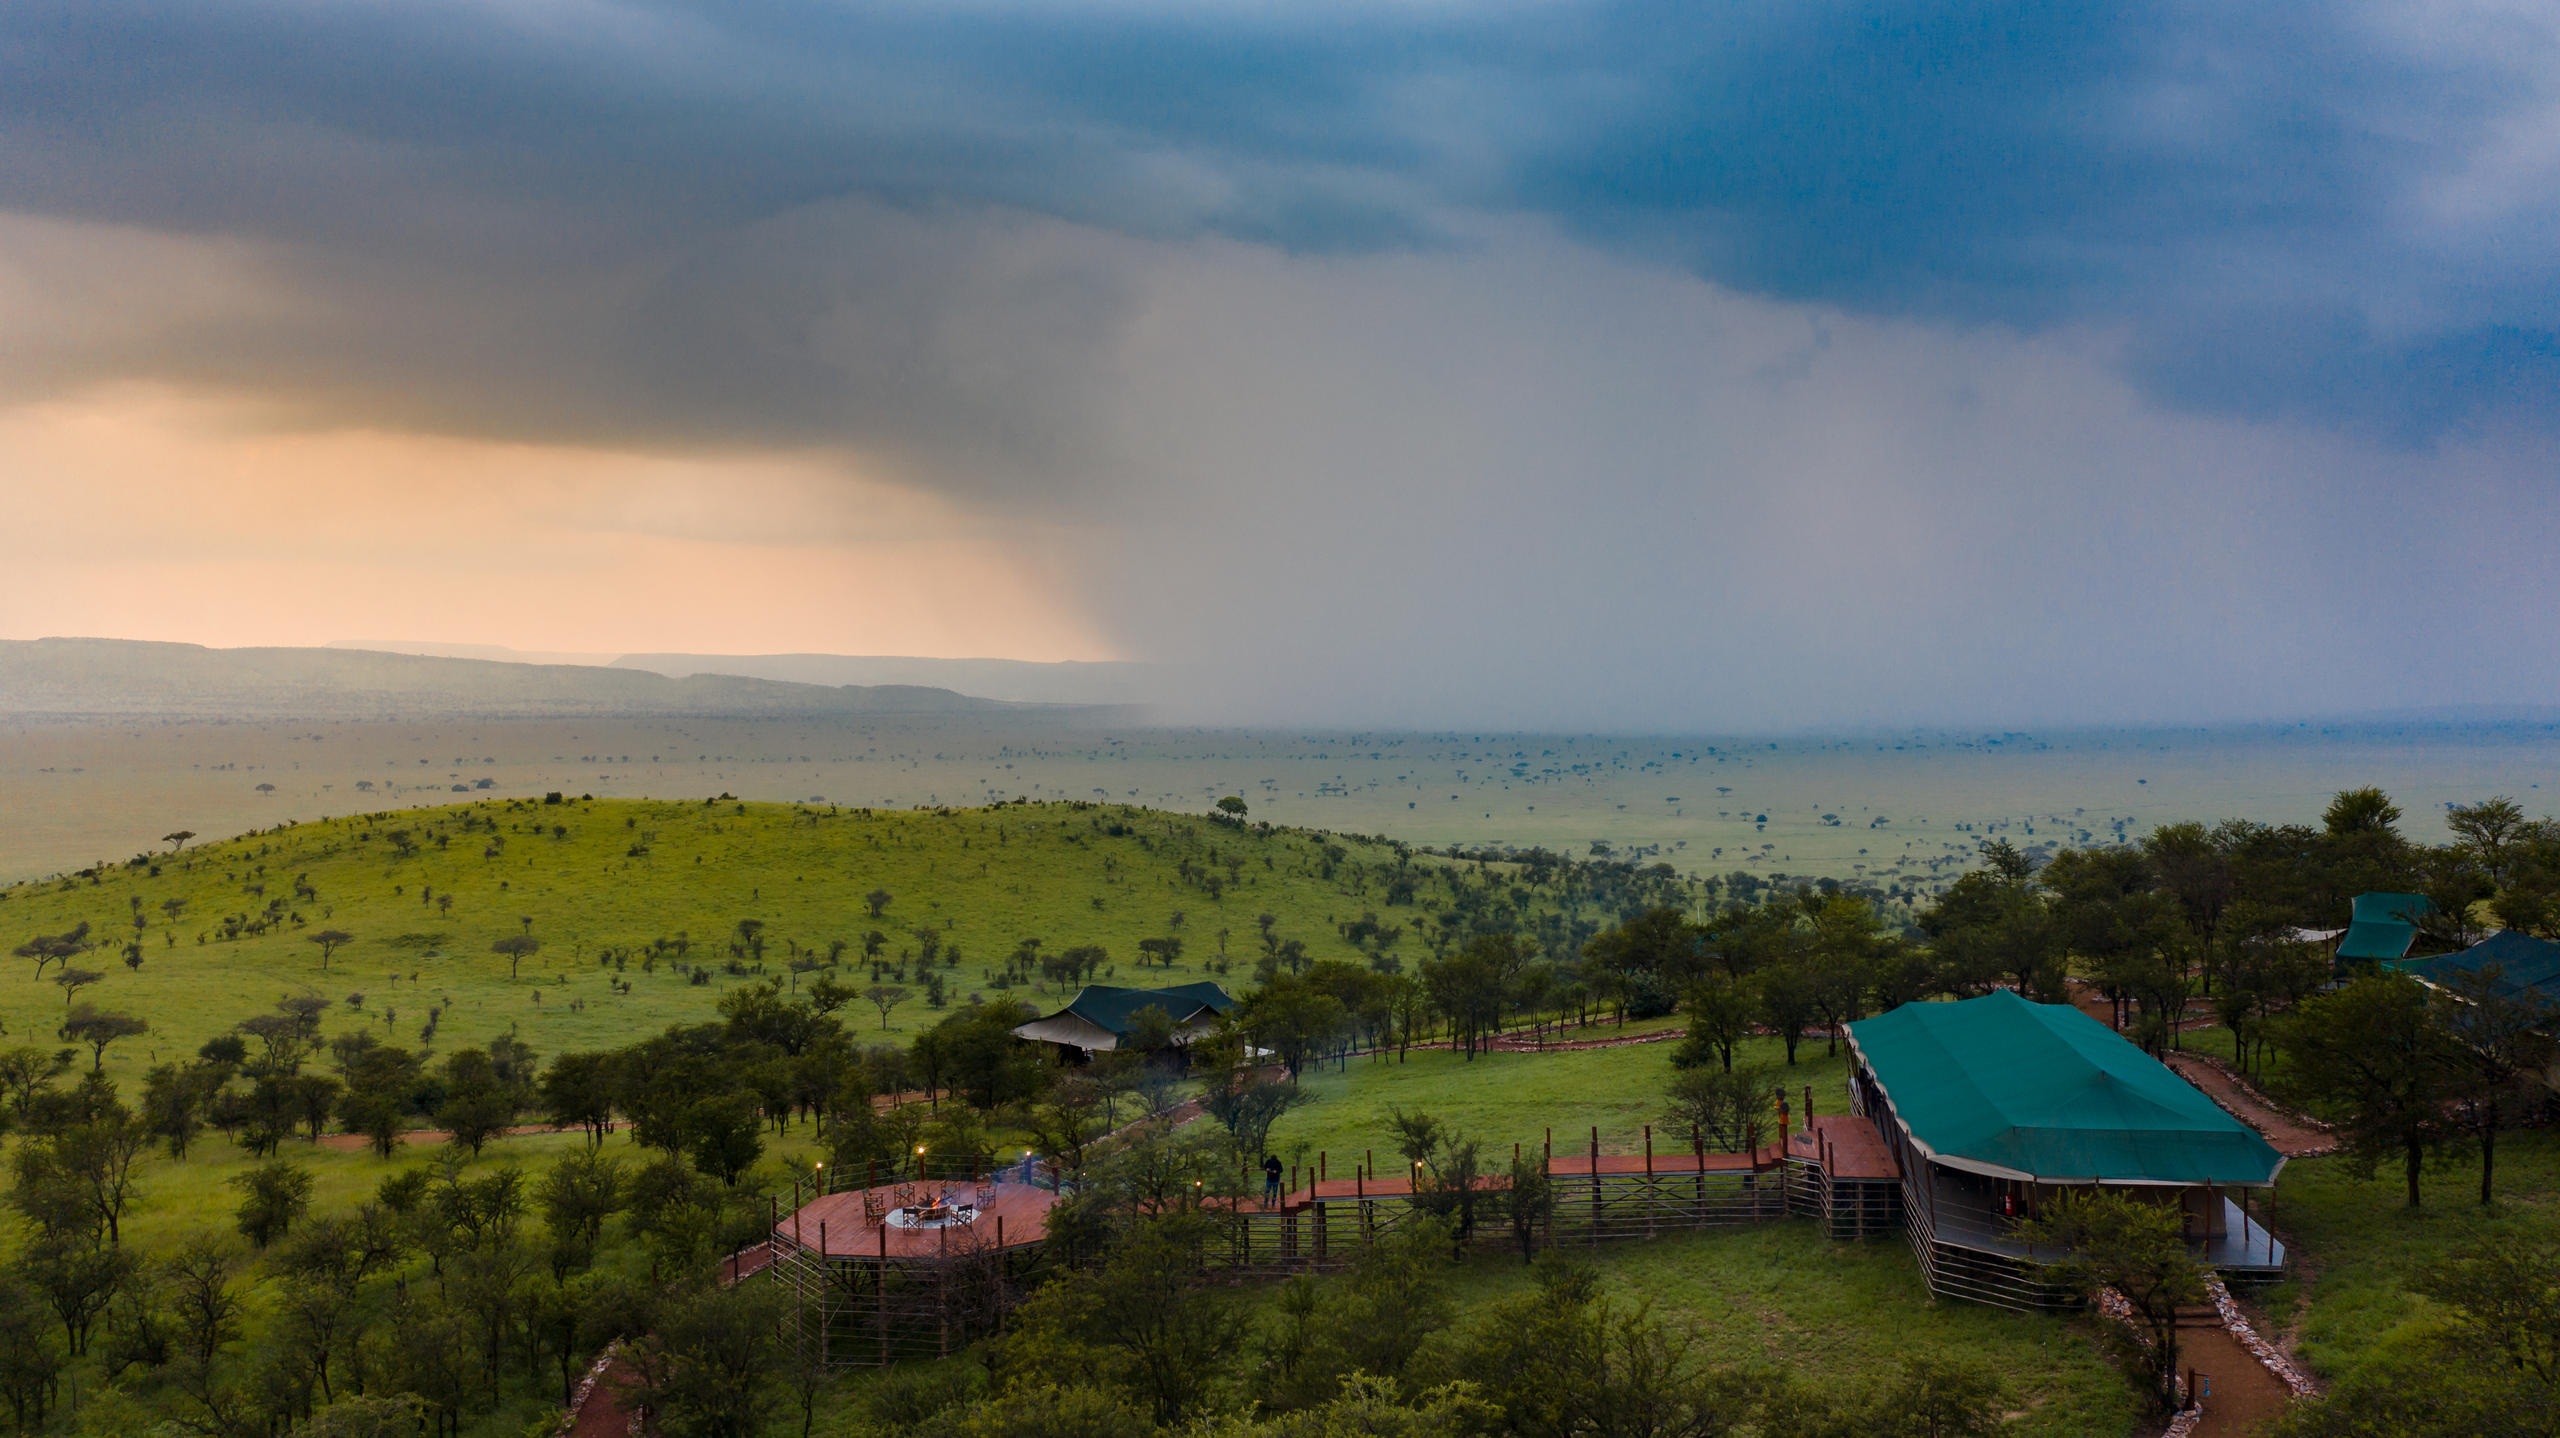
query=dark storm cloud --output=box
[2,0,2554,445]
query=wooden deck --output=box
[773,1181,1059,1259]
[1787,1114,1900,1181]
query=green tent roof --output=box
[1846,991,2282,1186]
[1060,982,1235,1036]
[2404,929,2560,1003]
[2337,891,2431,963]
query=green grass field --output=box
[806,1198,2137,1438]
[1260,1030,1854,1173]
[0,797,1526,1090]
[2260,1132,2560,1383]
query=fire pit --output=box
[885,1193,979,1230]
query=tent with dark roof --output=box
[1010,981,1236,1056]
[2402,929,2560,1004]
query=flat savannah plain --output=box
[8,711,2558,887]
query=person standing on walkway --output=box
[1261,1153,1284,1208]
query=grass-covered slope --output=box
[0,797,1597,1088]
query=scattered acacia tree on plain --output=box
[15,925,89,982]
[162,830,195,856]
[306,929,355,971]
[864,888,893,918]
[52,969,103,1008]
[863,984,911,1031]
[60,1006,147,1072]
[491,935,541,980]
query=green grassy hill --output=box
[0,797,1571,1088]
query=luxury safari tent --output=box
[2334,890,2434,970]
[2401,928,2560,1004]
[1844,990,2286,1310]
[2403,929,2560,1090]
[1010,981,1236,1061]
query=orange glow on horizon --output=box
[0,385,1123,662]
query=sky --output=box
[1,0,2555,730]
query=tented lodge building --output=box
[1844,990,2288,1309]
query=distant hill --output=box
[0,638,1022,719]
[326,641,1163,705]
[610,652,1162,705]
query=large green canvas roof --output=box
[2337,891,2432,963]
[1846,992,2282,1187]
[2404,929,2560,1003]
[1061,982,1234,1036]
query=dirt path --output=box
[563,1358,638,1438]
[559,1245,773,1438]
[2182,1322,2294,1437]
[316,1121,581,1152]
[2158,1053,2336,1157]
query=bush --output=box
[230,1159,312,1249]
[1621,971,1678,1020]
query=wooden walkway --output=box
[1787,1114,1899,1180]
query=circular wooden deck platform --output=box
[773,1180,1059,1260]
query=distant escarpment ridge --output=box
[0,638,1044,719]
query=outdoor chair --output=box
[974,1176,998,1207]
[862,1190,887,1225]
[893,1182,917,1212]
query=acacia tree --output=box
[2433,967,2558,1205]
[1662,1064,1772,1152]
[52,969,103,1008]
[307,930,355,972]
[2016,1190,2205,1416]
[163,831,196,857]
[60,1007,147,1072]
[15,926,88,982]
[490,936,540,980]
[1672,971,1756,1073]
[862,984,910,1031]
[2281,975,2463,1208]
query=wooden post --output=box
[1693,1123,1706,1224]
[877,1222,888,1367]
[818,1220,826,1257]
[1644,1126,1653,1175]
[1589,1126,1601,1242]
[1804,1084,1813,1119]
[1320,1151,1327,1184]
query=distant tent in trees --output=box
[1011,982,1236,1061]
